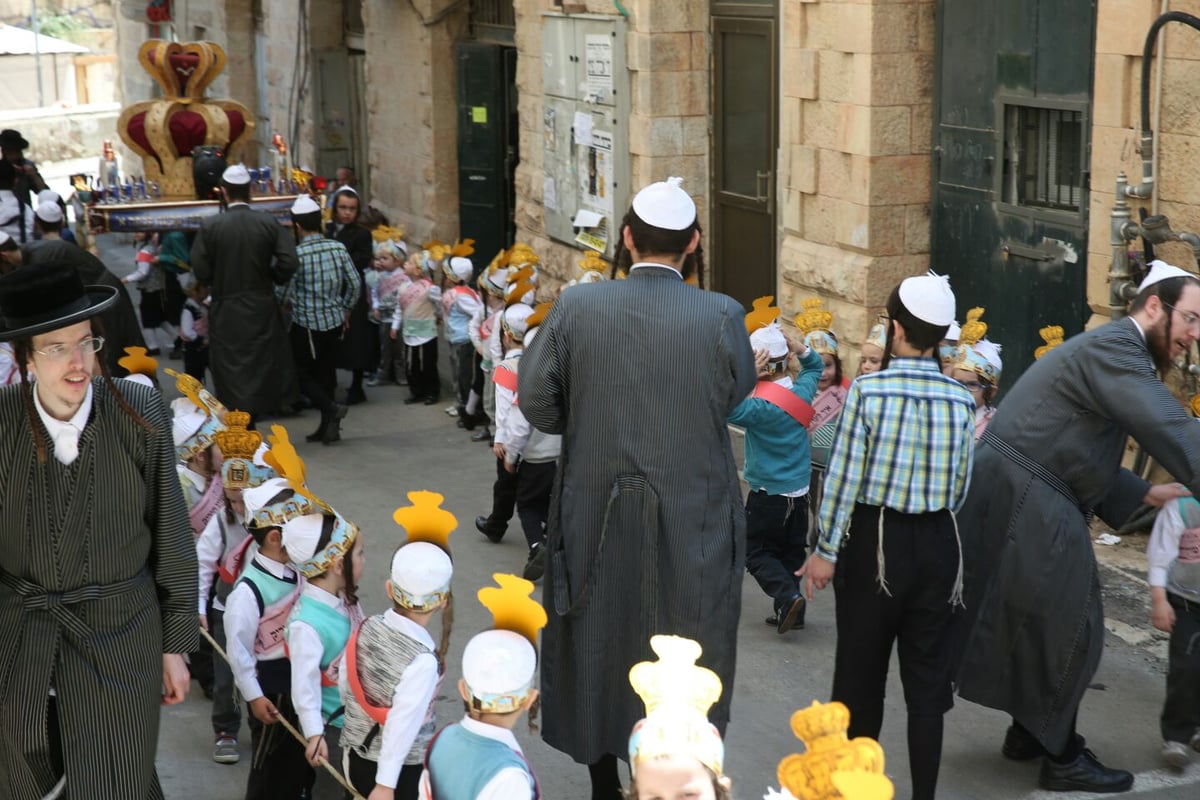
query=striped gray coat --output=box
[0,377,198,799]
[519,266,757,763]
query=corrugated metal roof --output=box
[0,23,89,56]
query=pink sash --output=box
[319,604,366,687]
[810,385,848,431]
[751,381,815,427]
[254,584,302,657]
[400,278,432,312]
[218,535,254,585]
[189,475,225,540]
[493,364,518,393]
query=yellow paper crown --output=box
[629,635,722,719]
[165,367,228,420]
[578,250,607,274]
[478,573,548,646]
[371,224,407,243]
[832,772,895,800]
[777,701,887,800]
[526,301,554,331]
[746,295,781,334]
[262,424,329,513]
[451,238,476,258]
[959,307,987,346]
[421,240,450,264]
[1034,325,1065,359]
[392,490,457,553]
[794,297,835,337]
[508,243,539,267]
[118,346,158,379]
[213,411,261,460]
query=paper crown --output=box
[282,509,359,579]
[116,40,255,198]
[865,314,888,350]
[393,490,457,552]
[628,636,725,777]
[480,257,509,296]
[505,265,538,307]
[750,322,789,360]
[1035,325,1064,360]
[243,475,317,530]
[166,367,228,461]
[578,250,608,284]
[796,298,838,356]
[952,339,1003,385]
[502,303,535,341]
[526,301,553,333]
[461,574,548,714]
[507,243,540,269]
[389,490,457,609]
[441,239,477,282]
[958,307,987,346]
[242,424,321,529]
[746,295,781,334]
[118,346,159,381]
[775,701,889,800]
[371,224,407,244]
[215,411,275,489]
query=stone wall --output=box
[1088,0,1200,315]
[776,0,935,368]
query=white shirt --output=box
[0,190,35,243]
[177,464,208,509]
[33,382,92,465]
[629,260,683,278]
[338,610,439,789]
[223,555,295,701]
[418,716,534,800]
[493,348,530,463]
[1149,498,1186,588]
[290,582,355,738]
[196,511,253,613]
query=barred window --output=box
[1002,106,1084,212]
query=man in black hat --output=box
[0,129,47,206]
[0,263,197,799]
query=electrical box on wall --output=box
[541,13,630,260]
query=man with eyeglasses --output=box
[0,262,197,799]
[956,259,1200,794]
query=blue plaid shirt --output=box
[284,233,362,332]
[817,357,976,562]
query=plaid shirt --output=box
[817,356,976,562]
[285,233,362,332]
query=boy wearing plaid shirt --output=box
[799,274,975,800]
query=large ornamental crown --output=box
[117,40,255,198]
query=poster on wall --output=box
[585,34,613,101]
[578,128,613,214]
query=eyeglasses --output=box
[34,336,104,361]
[1163,301,1200,331]
[958,380,985,393]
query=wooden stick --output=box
[199,626,366,800]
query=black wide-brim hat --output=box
[0,129,30,150]
[0,262,118,341]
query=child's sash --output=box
[218,535,255,585]
[254,584,302,657]
[189,475,225,540]
[751,381,814,428]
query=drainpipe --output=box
[1109,173,1140,318]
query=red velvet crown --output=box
[117,40,255,199]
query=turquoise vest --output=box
[287,594,352,727]
[238,559,298,613]
[426,723,536,799]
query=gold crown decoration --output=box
[579,250,607,275]
[629,636,722,719]
[508,243,539,267]
[746,295,781,334]
[117,40,256,198]
[451,238,476,259]
[832,772,895,800]
[506,264,538,306]
[1034,325,1065,360]
[371,224,407,244]
[393,490,458,553]
[118,346,158,379]
[794,298,835,337]
[959,307,987,347]
[214,411,261,460]
[777,701,887,800]
[262,424,329,513]
[1191,394,1200,418]
[478,573,548,646]
[165,367,228,421]
[526,301,554,331]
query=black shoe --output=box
[404,396,423,405]
[423,396,438,405]
[146,348,162,356]
[457,407,477,430]
[321,422,342,444]
[475,515,506,543]
[305,425,326,443]
[776,594,806,634]
[1003,725,1047,761]
[765,614,779,627]
[1038,749,1134,793]
[523,544,547,581]
[344,388,367,406]
[168,346,183,360]
[471,428,492,442]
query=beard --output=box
[1146,314,1174,374]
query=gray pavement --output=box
[80,234,1197,798]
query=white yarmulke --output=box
[631,177,697,231]
[523,326,540,348]
[390,542,453,598]
[172,408,206,448]
[35,201,63,224]
[281,512,325,566]
[749,322,789,359]
[122,374,154,389]
[462,629,538,697]
[37,189,61,205]
[222,164,251,185]
[898,274,956,327]
[291,195,321,215]
[1138,259,1195,293]
[449,256,473,282]
[243,476,291,518]
[974,338,1003,375]
[945,321,961,342]
[503,303,535,340]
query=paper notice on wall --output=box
[544,107,556,151]
[573,111,593,147]
[585,34,614,100]
[544,177,558,213]
[579,128,614,214]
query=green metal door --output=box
[931,0,1097,392]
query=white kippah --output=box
[37,189,61,205]
[974,338,1003,375]
[281,513,325,566]
[502,303,535,340]
[462,629,538,698]
[449,256,473,282]
[390,542,453,598]
[749,323,789,359]
[631,177,696,231]
[243,476,291,519]
[1138,259,1194,293]
[945,321,961,341]
[291,195,321,215]
[172,408,206,448]
[898,274,956,327]
[222,164,251,185]
[35,200,63,224]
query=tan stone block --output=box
[682,116,708,155]
[817,50,871,106]
[904,204,931,255]
[910,103,932,155]
[1160,57,1200,135]
[778,237,871,306]
[783,0,805,48]
[691,32,710,70]
[789,145,818,194]
[1089,124,1143,188]
[644,0,706,34]
[841,204,907,257]
[864,255,930,307]
[1096,0,1161,56]
[872,4,919,54]
[781,96,803,147]
[784,48,819,100]
[866,155,932,205]
[782,188,803,235]
[818,147,853,200]
[806,2,871,53]
[803,100,839,151]
[647,32,694,72]
[800,193,840,248]
[916,1,936,53]
[1093,54,1132,129]
[1157,132,1200,205]
[630,114,685,156]
[871,53,934,105]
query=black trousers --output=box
[745,490,808,611]
[209,604,240,736]
[377,323,402,382]
[246,660,313,800]
[453,341,475,406]
[516,459,557,550]
[484,455,519,529]
[1163,592,1200,743]
[406,339,439,401]
[832,504,960,800]
[184,340,209,384]
[345,749,423,800]
[290,324,341,415]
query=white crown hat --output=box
[632,177,697,231]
